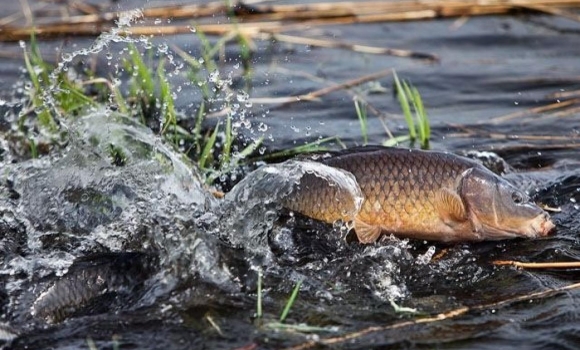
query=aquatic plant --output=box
[354,99,369,145]
[255,274,337,333]
[393,70,431,149]
[279,279,303,323]
[256,270,263,319]
[21,33,57,133]
[353,72,430,149]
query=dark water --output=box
[1,1,580,350]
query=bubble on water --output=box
[209,70,220,83]
[158,43,169,54]
[117,9,143,27]
[19,40,26,49]
[61,53,73,62]
[416,246,436,265]
[257,123,268,132]
[154,18,162,25]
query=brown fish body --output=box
[284,147,554,243]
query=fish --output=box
[31,252,157,323]
[283,146,555,243]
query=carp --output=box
[283,147,555,243]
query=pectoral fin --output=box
[436,188,467,225]
[354,218,382,244]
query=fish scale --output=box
[286,149,470,236]
[325,149,466,233]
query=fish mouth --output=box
[474,213,555,240]
[528,213,555,238]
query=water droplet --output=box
[209,70,220,83]
[158,43,168,54]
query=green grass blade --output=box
[128,43,155,97]
[402,79,422,140]
[29,138,38,158]
[383,134,410,147]
[199,123,220,170]
[257,269,263,319]
[354,99,368,145]
[195,29,219,73]
[411,86,430,148]
[86,337,98,350]
[109,75,129,114]
[237,137,264,161]
[402,81,424,144]
[23,49,40,91]
[221,113,233,168]
[158,60,177,138]
[255,136,339,161]
[280,279,303,323]
[192,101,205,155]
[393,70,416,141]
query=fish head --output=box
[458,167,555,239]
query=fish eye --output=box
[511,191,524,204]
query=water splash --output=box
[0,109,234,325]
[218,160,364,254]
